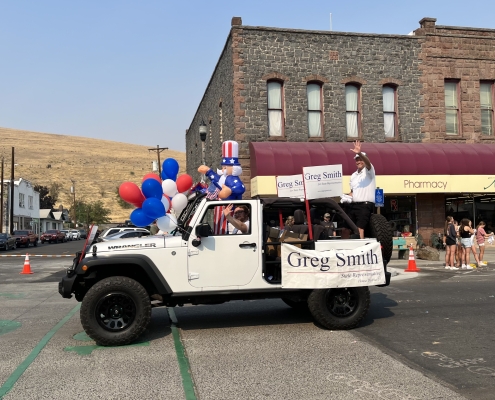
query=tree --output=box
[115,186,134,209]
[75,200,112,227]
[35,185,56,209]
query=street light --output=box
[199,120,207,182]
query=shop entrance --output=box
[381,196,416,236]
[445,195,495,234]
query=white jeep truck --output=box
[59,192,392,346]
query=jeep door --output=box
[187,200,260,288]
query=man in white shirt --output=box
[348,140,376,239]
[223,204,250,234]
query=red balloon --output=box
[176,174,193,193]
[119,182,145,208]
[142,173,161,183]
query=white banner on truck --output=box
[276,174,305,198]
[302,164,343,200]
[281,242,385,288]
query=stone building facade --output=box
[186,17,495,244]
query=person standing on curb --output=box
[444,216,458,270]
[476,221,493,265]
[348,140,376,239]
[459,219,479,269]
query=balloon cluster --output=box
[118,158,193,231]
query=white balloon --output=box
[157,215,177,233]
[162,179,178,197]
[161,196,170,213]
[171,193,188,214]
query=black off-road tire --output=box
[367,213,393,263]
[307,287,370,330]
[80,276,151,346]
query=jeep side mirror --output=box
[191,238,201,247]
[195,223,211,238]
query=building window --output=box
[19,193,25,208]
[345,84,361,138]
[28,196,33,209]
[480,81,494,136]
[307,82,323,137]
[383,85,398,138]
[445,80,460,135]
[267,80,284,136]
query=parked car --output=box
[79,230,87,239]
[60,230,72,241]
[12,230,38,248]
[0,233,16,250]
[41,230,66,244]
[100,229,151,241]
[97,227,149,242]
[69,229,81,240]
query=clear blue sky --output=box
[1,1,493,152]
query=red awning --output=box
[249,142,495,177]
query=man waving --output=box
[348,140,376,239]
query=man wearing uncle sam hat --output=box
[198,140,246,200]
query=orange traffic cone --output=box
[404,244,420,272]
[20,253,34,274]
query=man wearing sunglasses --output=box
[223,204,250,234]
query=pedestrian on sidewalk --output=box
[444,216,458,270]
[459,219,480,269]
[476,221,493,265]
[454,220,462,268]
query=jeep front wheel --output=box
[80,276,151,346]
[307,287,370,330]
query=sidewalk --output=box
[387,246,495,281]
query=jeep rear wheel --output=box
[80,276,151,346]
[307,287,370,330]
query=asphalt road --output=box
[2,238,85,257]
[357,266,495,400]
[3,246,495,399]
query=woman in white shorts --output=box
[458,219,479,269]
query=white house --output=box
[1,178,41,234]
[40,209,65,232]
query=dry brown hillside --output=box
[0,127,186,222]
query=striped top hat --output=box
[221,140,241,166]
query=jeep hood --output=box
[91,235,184,253]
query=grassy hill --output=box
[0,127,186,222]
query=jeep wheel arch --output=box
[77,255,172,297]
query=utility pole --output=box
[148,145,168,177]
[0,156,4,233]
[70,179,76,227]
[10,147,14,235]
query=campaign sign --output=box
[375,188,384,207]
[276,174,305,198]
[281,242,385,288]
[302,164,343,200]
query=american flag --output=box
[206,183,228,234]
[213,205,228,235]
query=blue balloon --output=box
[161,170,169,181]
[130,208,155,227]
[142,178,163,199]
[162,158,179,182]
[142,198,166,219]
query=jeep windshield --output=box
[176,191,206,238]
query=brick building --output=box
[186,17,495,243]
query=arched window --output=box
[267,80,284,136]
[345,84,361,138]
[307,82,323,137]
[383,85,398,138]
